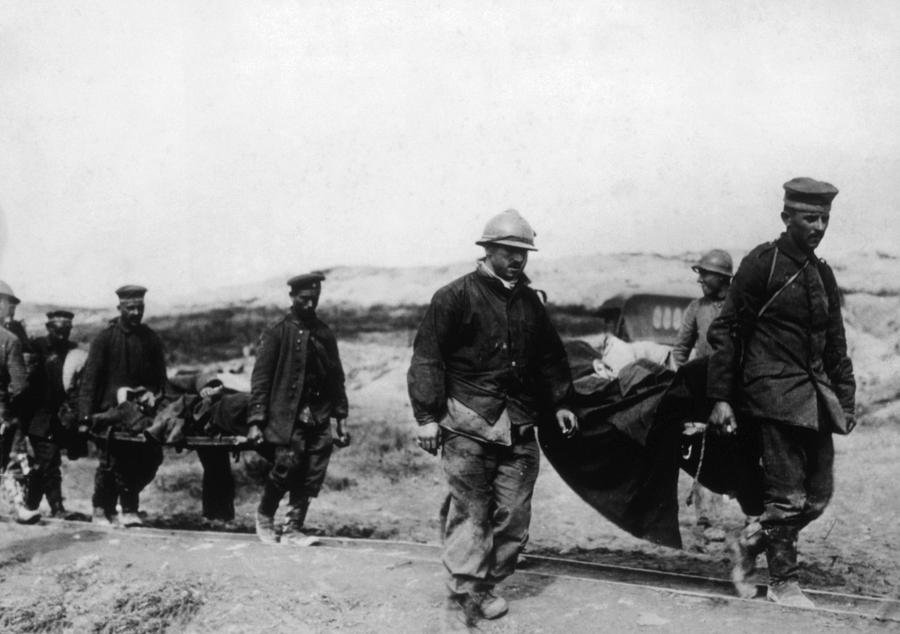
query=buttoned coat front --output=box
[706,233,855,431]
[249,312,348,445]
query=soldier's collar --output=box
[776,232,816,264]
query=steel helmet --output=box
[475,209,538,251]
[0,280,20,304]
[691,249,733,277]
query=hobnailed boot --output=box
[765,527,813,608]
[731,520,765,598]
[469,588,509,620]
[281,497,319,547]
[767,580,814,608]
[255,511,279,544]
[92,507,115,527]
[16,505,41,525]
[119,512,144,527]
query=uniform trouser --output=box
[256,422,333,518]
[24,435,63,511]
[93,440,164,514]
[196,448,235,521]
[757,420,834,584]
[440,431,540,595]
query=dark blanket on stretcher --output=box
[538,343,741,549]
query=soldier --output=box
[0,282,28,497]
[672,250,733,367]
[408,209,577,622]
[707,178,856,607]
[248,272,350,545]
[672,249,733,542]
[0,280,31,350]
[20,311,80,519]
[78,286,167,527]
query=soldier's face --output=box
[46,321,72,343]
[783,210,829,252]
[118,301,145,327]
[486,245,528,281]
[697,270,729,299]
[0,297,16,320]
[291,288,320,318]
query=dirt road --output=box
[0,521,886,633]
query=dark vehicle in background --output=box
[597,293,694,346]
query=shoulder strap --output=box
[757,247,808,319]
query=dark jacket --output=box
[0,326,27,421]
[248,311,348,445]
[407,265,573,435]
[77,319,167,418]
[25,336,78,437]
[707,233,855,431]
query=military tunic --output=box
[78,318,167,515]
[706,232,856,584]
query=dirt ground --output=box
[2,331,899,631]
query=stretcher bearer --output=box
[21,311,80,520]
[707,178,856,607]
[0,281,27,477]
[248,272,350,545]
[78,285,167,527]
[672,249,733,543]
[408,209,577,623]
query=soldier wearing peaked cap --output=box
[407,210,577,622]
[706,178,855,608]
[20,310,81,520]
[78,285,166,527]
[248,271,350,545]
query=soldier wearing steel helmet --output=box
[672,249,733,368]
[408,209,577,623]
[707,178,856,607]
[0,281,28,477]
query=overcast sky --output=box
[1,1,898,306]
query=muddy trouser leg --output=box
[486,438,540,588]
[758,421,834,584]
[256,442,295,518]
[25,435,61,511]
[92,440,118,514]
[196,447,235,521]
[441,432,498,595]
[285,423,333,529]
[117,443,164,514]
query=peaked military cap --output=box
[287,272,325,292]
[783,177,839,213]
[46,310,75,321]
[115,285,148,300]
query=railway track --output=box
[4,515,899,625]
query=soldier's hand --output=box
[246,424,264,444]
[708,401,737,435]
[333,418,351,448]
[415,422,441,455]
[555,408,579,437]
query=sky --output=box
[1,1,899,306]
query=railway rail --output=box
[3,515,898,625]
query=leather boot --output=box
[731,520,765,598]
[764,526,813,607]
[281,497,319,546]
[255,512,278,544]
